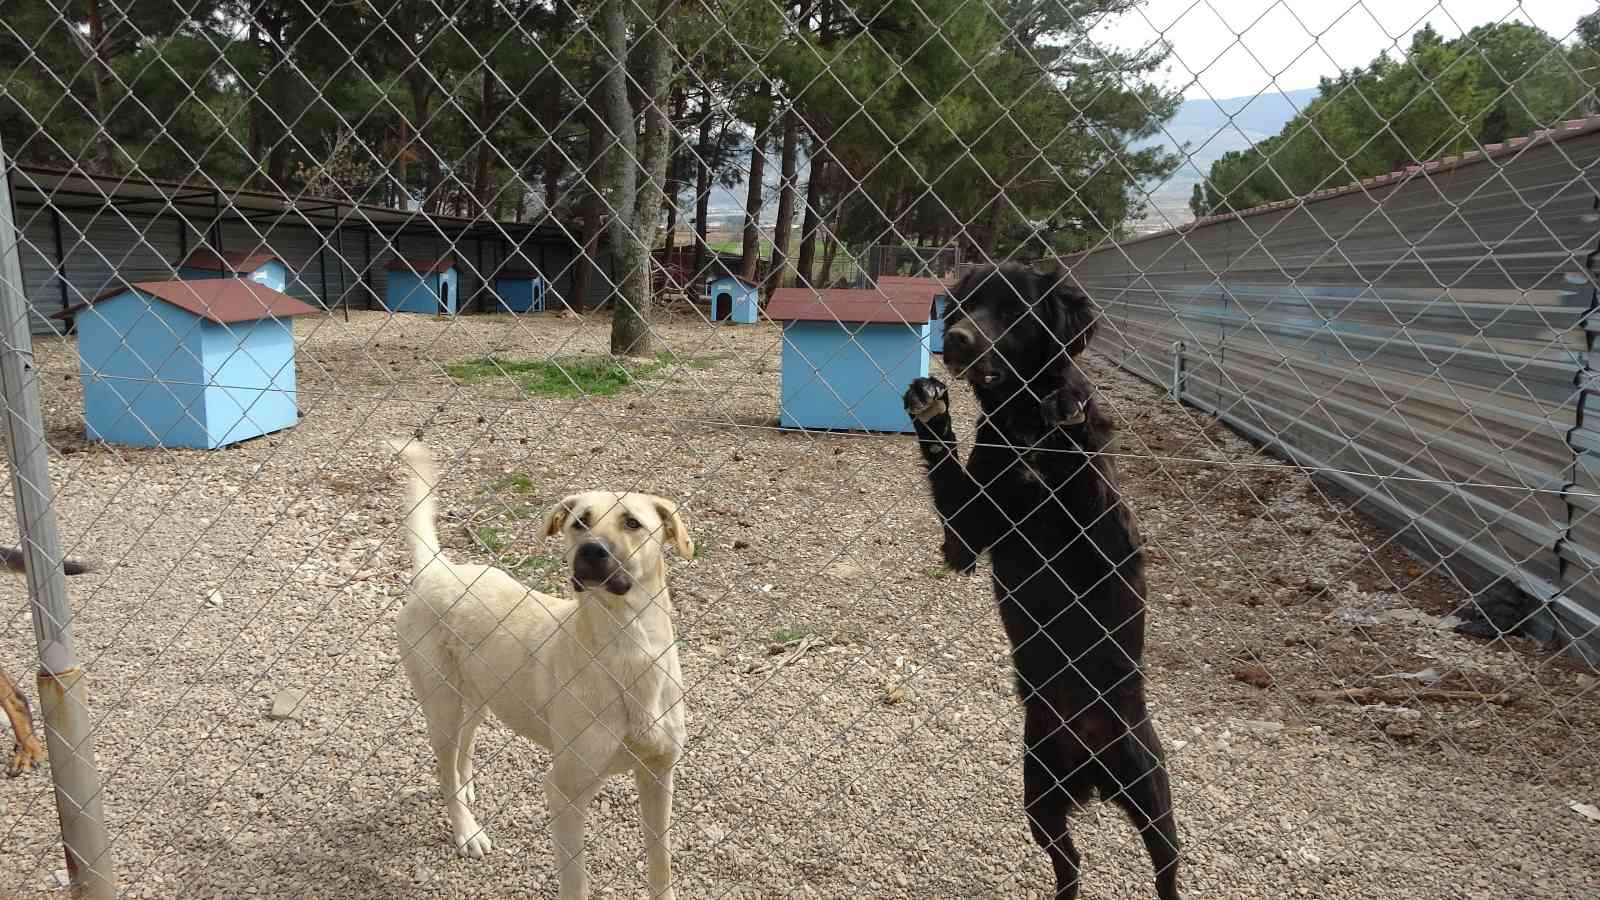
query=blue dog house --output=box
[878,276,952,352]
[58,279,317,449]
[175,248,288,292]
[385,257,458,315]
[709,274,759,323]
[494,267,545,313]
[768,287,937,433]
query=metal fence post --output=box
[1169,340,1186,402]
[0,142,117,898]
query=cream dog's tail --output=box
[389,439,444,575]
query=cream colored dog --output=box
[391,441,691,900]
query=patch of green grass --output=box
[446,352,724,398]
[769,625,818,645]
[494,473,536,494]
[469,525,505,554]
[445,357,653,397]
[512,552,565,578]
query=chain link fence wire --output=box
[2,0,1600,897]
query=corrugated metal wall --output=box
[10,199,605,331]
[1069,130,1600,654]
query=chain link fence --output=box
[2,1,1599,898]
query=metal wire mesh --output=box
[2,1,1599,898]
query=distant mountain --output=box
[1132,87,1322,228]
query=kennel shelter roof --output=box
[60,279,319,325]
[768,287,936,325]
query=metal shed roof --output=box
[8,163,579,240]
[768,287,935,324]
[63,279,319,324]
[176,247,281,272]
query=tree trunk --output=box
[575,103,607,312]
[692,90,714,282]
[81,0,120,173]
[739,131,766,281]
[407,76,444,213]
[603,0,675,357]
[661,85,687,254]
[246,17,263,180]
[540,88,564,213]
[796,145,827,286]
[473,70,497,213]
[767,106,800,293]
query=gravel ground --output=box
[2,309,1598,899]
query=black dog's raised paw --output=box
[904,377,951,424]
[1042,387,1086,428]
[1042,363,1093,430]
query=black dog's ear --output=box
[1034,270,1097,356]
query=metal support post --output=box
[0,139,116,900]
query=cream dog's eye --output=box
[624,516,642,530]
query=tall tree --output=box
[767,106,801,292]
[601,0,677,356]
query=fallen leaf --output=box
[1569,800,1600,823]
[1232,664,1273,689]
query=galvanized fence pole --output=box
[0,142,117,898]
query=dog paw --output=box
[904,377,951,423]
[454,828,493,859]
[5,738,44,778]
[1042,388,1087,428]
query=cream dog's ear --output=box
[652,499,694,559]
[544,495,582,538]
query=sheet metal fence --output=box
[1067,121,1600,656]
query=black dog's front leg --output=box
[1040,356,1093,431]
[904,377,1002,572]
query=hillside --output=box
[1132,87,1321,229]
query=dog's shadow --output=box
[164,791,461,897]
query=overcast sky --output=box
[1095,0,1597,101]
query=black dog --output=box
[904,263,1179,899]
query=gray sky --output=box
[1096,0,1597,100]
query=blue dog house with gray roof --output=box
[493,263,545,313]
[385,257,458,315]
[709,274,759,323]
[58,279,318,449]
[175,247,288,292]
[768,286,938,433]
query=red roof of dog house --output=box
[768,287,936,324]
[386,256,456,274]
[61,278,319,324]
[176,247,282,272]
